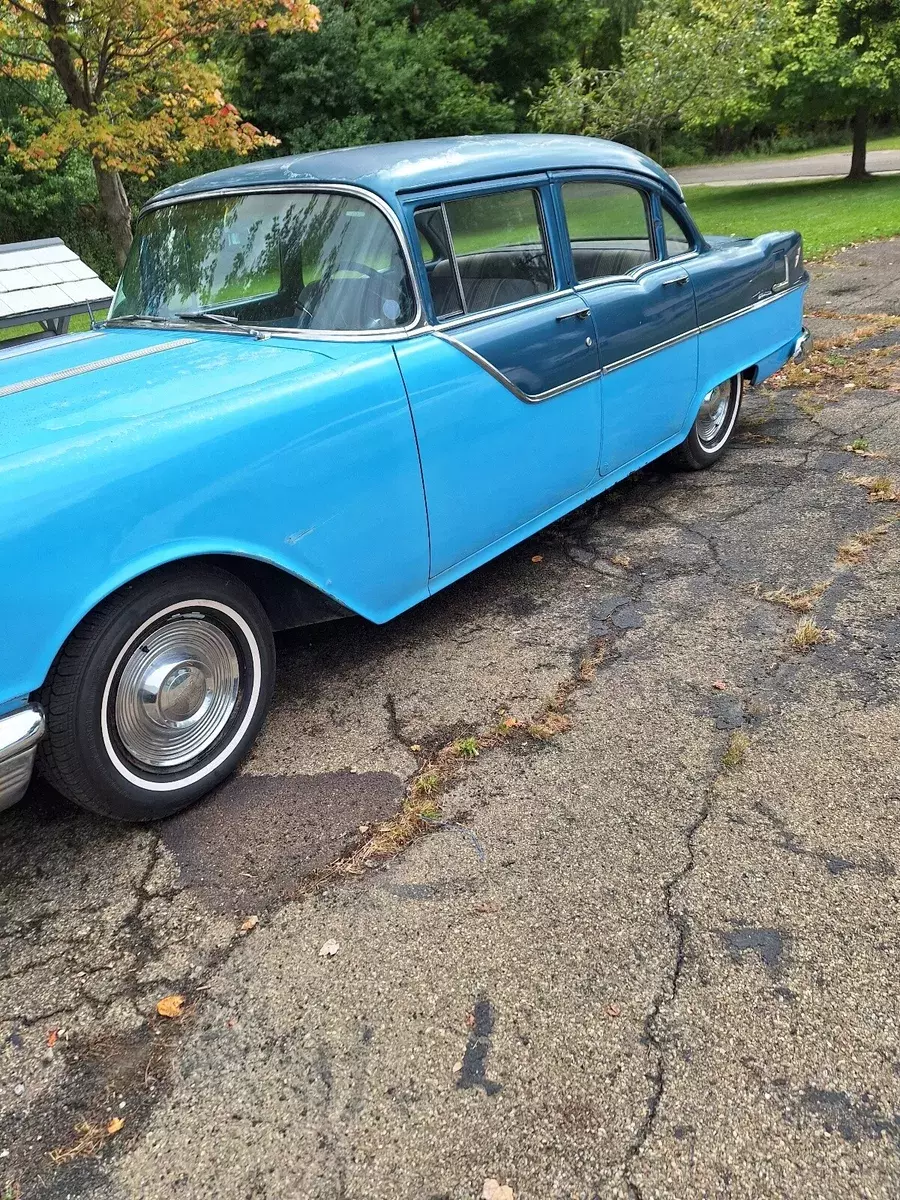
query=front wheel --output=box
[679,374,743,470]
[38,564,275,821]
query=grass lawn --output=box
[684,174,900,258]
[0,310,108,345]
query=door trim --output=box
[433,329,602,404]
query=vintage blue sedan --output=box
[0,134,809,820]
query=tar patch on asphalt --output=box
[161,770,403,912]
[456,994,502,1096]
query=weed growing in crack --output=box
[411,770,442,797]
[752,581,830,613]
[49,1122,111,1165]
[452,736,480,759]
[850,474,900,503]
[790,616,836,652]
[836,521,895,564]
[844,439,887,458]
[527,710,573,740]
[722,731,750,771]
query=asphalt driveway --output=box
[3,248,900,1199]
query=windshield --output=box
[110,190,416,333]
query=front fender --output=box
[0,337,429,702]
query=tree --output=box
[235,0,604,155]
[0,0,320,266]
[775,0,900,180]
[530,0,780,156]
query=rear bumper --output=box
[0,706,45,812]
[791,326,812,363]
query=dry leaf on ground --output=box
[106,1117,125,1136]
[530,555,543,563]
[156,994,185,1019]
[239,915,259,935]
[47,1029,58,1048]
[318,939,340,958]
[482,1180,515,1200]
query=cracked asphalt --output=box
[3,249,900,1199]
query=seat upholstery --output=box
[428,248,552,317]
[571,245,652,281]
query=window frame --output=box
[117,183,423,342]
[659,198,698,260]
[556,173,662,290]
[409,180,561,327]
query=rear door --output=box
[555,176,699,476]
[394,181,602,579]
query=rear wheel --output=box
[38,565,275,821]
[679,374,743,470]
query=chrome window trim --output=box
[424,184,557,325]
[131,183,424,341]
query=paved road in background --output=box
[674,147,900,187]
[3,251,900,1199]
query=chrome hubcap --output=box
[696,381,732,445]
[114,617,241,770]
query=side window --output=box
[561,181,654,283]
[662,204,693,257]
[417,188,553,319]
[414,205,463,318]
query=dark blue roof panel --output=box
[148,135,682,210]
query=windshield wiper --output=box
[107,311,270,339]
[175,311,239,326]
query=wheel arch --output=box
[30,548,357,699]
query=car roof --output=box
[146,134,683,212]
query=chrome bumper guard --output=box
[792,327,812,363]
[0,706,45,811]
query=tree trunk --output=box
[93,161,133,268]
[848,105,869,180]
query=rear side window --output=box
[662,204,693,257]
[561,181,654,283]
[416,188,553,319]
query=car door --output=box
[394,181,602,580]
[555,176,699,476]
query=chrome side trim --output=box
[573,250,700,293]
[136,183,424,339]
[0,706,45,812]
[604,326,698,373]
[433,329,601,404]
[0,338,197,399]
[698,280,805,334]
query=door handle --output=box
[662,274,689,287]
[556,307,591,322]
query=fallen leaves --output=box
[238,915,259,935]
[155,994,186,1020]
[318,939,340,958]
[46,1029,58,1048]
[482,1180,515,1200]
[106,1117,125,1136]
[605,1003,622,1018]
[49,1122,108,1164]
[530,554,543,563]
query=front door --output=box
[395,183,602,579]
[556,177,699,475]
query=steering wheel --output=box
[332,260,381,281]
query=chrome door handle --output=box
[662,274,689,287]
[556,307,591,322]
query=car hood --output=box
[0,325,335,463]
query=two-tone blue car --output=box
[0,134,809,821]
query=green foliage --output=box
[774,0,900,122]
[235,0,603,153]
[531,0,779,151]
